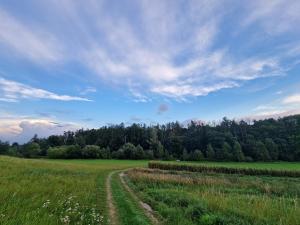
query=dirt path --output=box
[106,171,118,225]
[119,172,160,225]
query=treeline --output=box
[1,114,300,161]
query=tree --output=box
[48,146,67,159]
[190,149,204,161]
[8,142,20,156]
[148,128,164,158]
[182,148,189,161]
[100,147,111,159]
[221,142,232,161]
[0,140,9,155]
[65,145,82,159]
[116,143,138,159]
[135,145,145,159]
[253,141,270,161]
[10,114,300,162]
[232,141,245,161]
[265,138,279,160]
[82,145,101,158]
[206,144,215,160]
[22,142,41,158]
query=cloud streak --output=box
[0,1,299,101]
[0,77,91,102]
[283,94,300,104]
[0,8,63,63]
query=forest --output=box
[1,114,300,161]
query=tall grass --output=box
[0,156,147,225]
[126,168,300,225]
[149,161,300,177]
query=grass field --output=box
[0,156,147,225]
[0,156,299,225]
[127,168,300,225]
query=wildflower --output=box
[60,215,70,224]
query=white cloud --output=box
[0,115,81,143]
[0,8,63,63]
[243,108,300,121]
[0,1,298,100]
[283,94,300,104]
[80,87,97,95]
[242,0,300,34]
[0,77,91,102]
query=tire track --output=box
[106,171,118,225]
[119,172,160,225]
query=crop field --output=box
[157,161,300,171]
[1,156,300,225]
[126,166,300,225]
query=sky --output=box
[0,0,300,143]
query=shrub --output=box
[82,145,101,159]
[48,146,68,159]
[100,147,111,159]
[65,145,82,159]
[189,150,204,161]
[21,142,41,158]
[47,145,82,159]
[112,143,146,159]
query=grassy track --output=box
[0,156,147,225]
[110,172,152,225]
[1,156,300,225]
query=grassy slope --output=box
[0,156,147,225]
[160,161,300,170]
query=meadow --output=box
[126,168,300,225]
[0,156,147,225]
[0,156,299,225]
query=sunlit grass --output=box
[0,156,147,225]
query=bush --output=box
[21,142,41,158]
[112,143,146,159]
[189,150,204,161]
[100,147,111,159]
[47,145,82,159]
[65,145,82,159]
[82,145,101,159]
[48,146,68,159]
[111,149,125,159]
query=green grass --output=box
[158,161,300,171]
[127,168,300,225]
[110,172,152,225]
[1,155,299,225]
[0,156,147,225]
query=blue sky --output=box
[0,0,300,143]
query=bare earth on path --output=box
[106,171,119,225]
[119,172,160,225]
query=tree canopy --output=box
[1,114,300,161]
